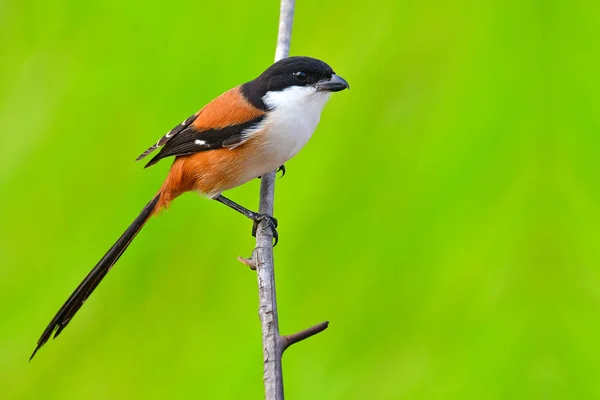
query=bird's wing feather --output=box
[136,86,266,167]
[143,116,264,167]
[136,113,199,161]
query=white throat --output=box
[259,85,331,166]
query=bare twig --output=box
[282,321,330,350]
[237,254,256,270]
[239,1,329,398]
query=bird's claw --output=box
[257,166,285,180]
[277,165,286,178]
[251,213,279,246]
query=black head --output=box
[242,56,348,110]
[257,56,335,91]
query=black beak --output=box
[316,74,349,92]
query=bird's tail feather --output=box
[30,194,162,360]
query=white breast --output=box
[215,85,332,195]
[259,86,331,168]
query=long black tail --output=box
[30,194,161,360]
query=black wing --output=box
[136,113,200,161]
[143,115,265,168]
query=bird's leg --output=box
[214,195,278,245]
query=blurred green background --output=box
[1,0,598,398]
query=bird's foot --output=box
[250,213,279,246]
[257,165,286,180]
[277,165,286,178]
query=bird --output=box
[30,56,349,360]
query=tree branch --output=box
[282,321,330,350]
[238,1,329,398]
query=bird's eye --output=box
[293,71,308,81]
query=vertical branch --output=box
[274,0,295,62]
[243,1,329,399]
[253,1,295,398]
[254,172,283,399]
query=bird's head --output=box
[242,56,349,111]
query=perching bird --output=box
[30,56,348,359]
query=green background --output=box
[1,0,598,398]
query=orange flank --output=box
[154,134,267,213]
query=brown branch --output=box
[282,321,330,351]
